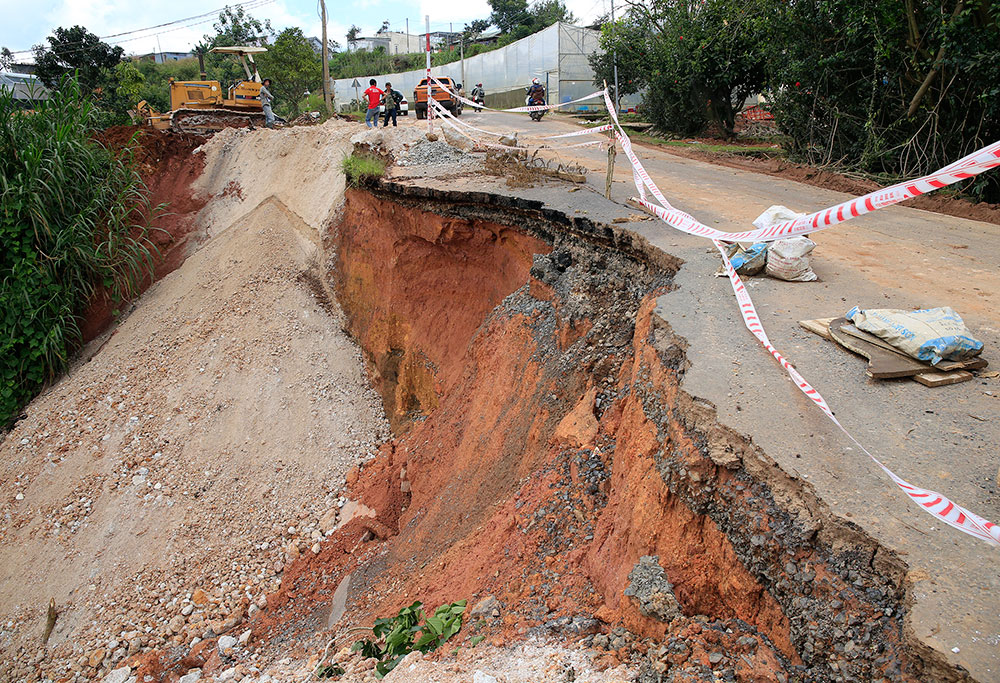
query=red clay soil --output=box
[335,188,550,429]
[80,126,207,342]
[649,140,1000,227]
[225,191,924,681]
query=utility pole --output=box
[320,0,331,115]
[426,15,433,132]
[610,0,620,113]
[460,36,465,89]
[406,19,410,53]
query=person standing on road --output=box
[364,79,384,128]
[381,82,402,128]
[260,78,275,128]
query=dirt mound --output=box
[0,125,388,683]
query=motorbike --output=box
[471,89,485,111]
[526,92,546,122]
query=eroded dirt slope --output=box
[0,120,388,682]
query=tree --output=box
[591,0,770,138]
[377,21,390,34]
[765,0,1000,200]
[32,26,124,90]
[256,28,322,118]
[347,25,361,51]
[530,0,575,28]
[463,19,491,41]
[197,6,274,86]
[0,47,13,71]
[489,0,531,33]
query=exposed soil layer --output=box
[82,126,208,342]
[246,182,974,682]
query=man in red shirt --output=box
[364,79,384,128]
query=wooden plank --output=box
[799,318,835,341]
[913,370,974,387]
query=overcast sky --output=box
[1,0,609,62]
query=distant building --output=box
[133,51,195,64]
[0,72,50,108]
[350,31,459,54]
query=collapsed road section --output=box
[238,139,987,681]
[4,121,997,683]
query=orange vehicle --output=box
[413,77,462,119]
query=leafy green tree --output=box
[489,0,531,33]
[32,26,125,90]
[0,47,13,71]
[134,58,201,112]
[592,0,770,138]
[197,6,274,85]
[347,25,361,50]
[530,0,575,28]
[765,0,1000,200]
[256,28,322,118]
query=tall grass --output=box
[0,76,156,428]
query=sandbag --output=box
[752,204,805,230]
[846,306,984,365]
[765,236,818,282]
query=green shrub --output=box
[341,154,386,187]
[0,76,155,428]
[350,600,467,679]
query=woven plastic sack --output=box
[752,205,805,230]
[846,306,984,365]
[717,242,768,277]
[765,237,818,281]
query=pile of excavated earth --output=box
[3,116,997,683]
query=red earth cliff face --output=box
[336,188,550,428]
[250,190,922,682]
[330,192,796,659]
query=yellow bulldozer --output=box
[137,46,276,133]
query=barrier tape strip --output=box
[600,90,1000,546]
[430,99,609,152]
[430,77,603,114]
[603,94,1000,245]
[540,123,614,139]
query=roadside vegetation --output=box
[0,78,156,428]
[342,154,387,187]
[592,0,1000,202]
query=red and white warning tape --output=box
[429,99,609,152]
[430,77,604,114]
[600,89,1000,546]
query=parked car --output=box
[413,77,461,119]
[379,97,409,116]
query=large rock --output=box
[552,387,599,449]
[623,555,682,623]
[102,666,131,683]
[217,635,238,656]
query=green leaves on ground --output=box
[350,600,467,679]
[0,76,156,428]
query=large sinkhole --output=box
[295,182,964,682]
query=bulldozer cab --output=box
[208,46,267,107]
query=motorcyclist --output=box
[526,78,546,121]
[526,78,545,105]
